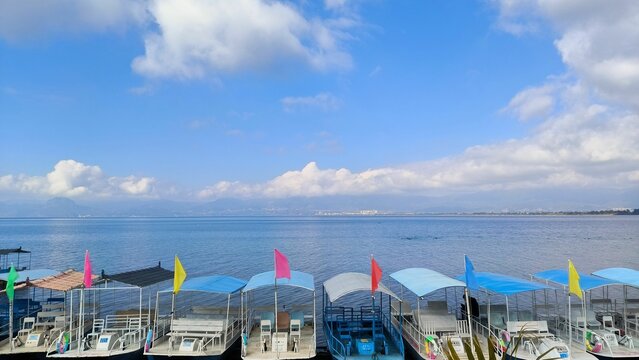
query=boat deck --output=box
[145,335,227,357]
[244,325,316,360]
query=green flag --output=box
[5,265,19,302]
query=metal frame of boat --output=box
[322,272,404,360]
[533,268,639,360]
[241,270,316,360]
[145,274,247,359]
[389,268,470,360]
[46,264,172,360]
[0,269,94,360]
[458,270,596,360]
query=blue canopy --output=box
[0,269,59,283]
[244,270,314,292]
[391,268,466,297]
[456,272,552,295]
[533,269,618,291]
[592,268,639,288]
[162,275,246,294]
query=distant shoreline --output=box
[0,209,637,219]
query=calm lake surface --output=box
[2,216,638,347]
[2,216,637,279]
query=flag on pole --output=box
[568,259,583,299]
[274,249,291,279]
[371,257,382,293]
[5,265,18,302]
[464,255,480,290]
[173,255,187,294]
[83,250,92,288]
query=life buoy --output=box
[424,336,440,359]
[586,331,603,353]
[58,332,70,354]
[144,329,153,352]
[500,330,511,349]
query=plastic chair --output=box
[603,316,620,334]
[260,320,271,352]
[17,317,36,337]
[290,319,301,347]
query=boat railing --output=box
[324,316,347,360]
[382,310,404,354]
[225,317,241,348]
[153,314,172,343]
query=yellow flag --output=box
[173,255,187,294]
[568,260,583,299]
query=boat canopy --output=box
[0,268,59,283]
[533,269,618,291]
[0,247,31,255]
[592,268,639,288]
[161,275,246,294]
[103,263,174,288]
[456,272,551,295]
[244,270,314,292]
[323,272,400,302]
[31,269,100,292]
[390,268,465,297]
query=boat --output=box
[456,270,596,360]
[533,268,639,360]
[46,263,173,360]
[0,269,92,360]
[144,274,247,359]
[0,248,31,273]
[389,267,478,360]
[240,270,316,360]
[322,272,404,360]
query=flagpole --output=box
[371,255,376,345]
[568,292,572,351]
[9,298,13,351]
[274,250,278,342]
[464,255,475,356]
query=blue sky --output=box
[1,0,638,209]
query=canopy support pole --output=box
[225,293,231,348]
[569,293,572,351]
[623,285,628,335]
[465,287,475,355]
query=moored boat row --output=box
[2,250,639,360]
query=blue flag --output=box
[464,255,479,290]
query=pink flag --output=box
[83,250,92,288]
[274,249,291,280]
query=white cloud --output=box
[132,0,354,79]
[503,83,556,121]
[493,0,639,108]
[0,0,147,41]
[281,92,341,112]
[0,160,156,198]
[199,91,639,199]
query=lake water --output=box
[1,216,638,348]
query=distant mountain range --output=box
[0,195,636,218]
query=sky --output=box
[0,0,638,210]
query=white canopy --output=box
[323,272,400,302]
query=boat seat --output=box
[17,317,36,337]
[603,316,620,335]
[290,319,301,348]
[291,311,305,328]
[260,320,272,352]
